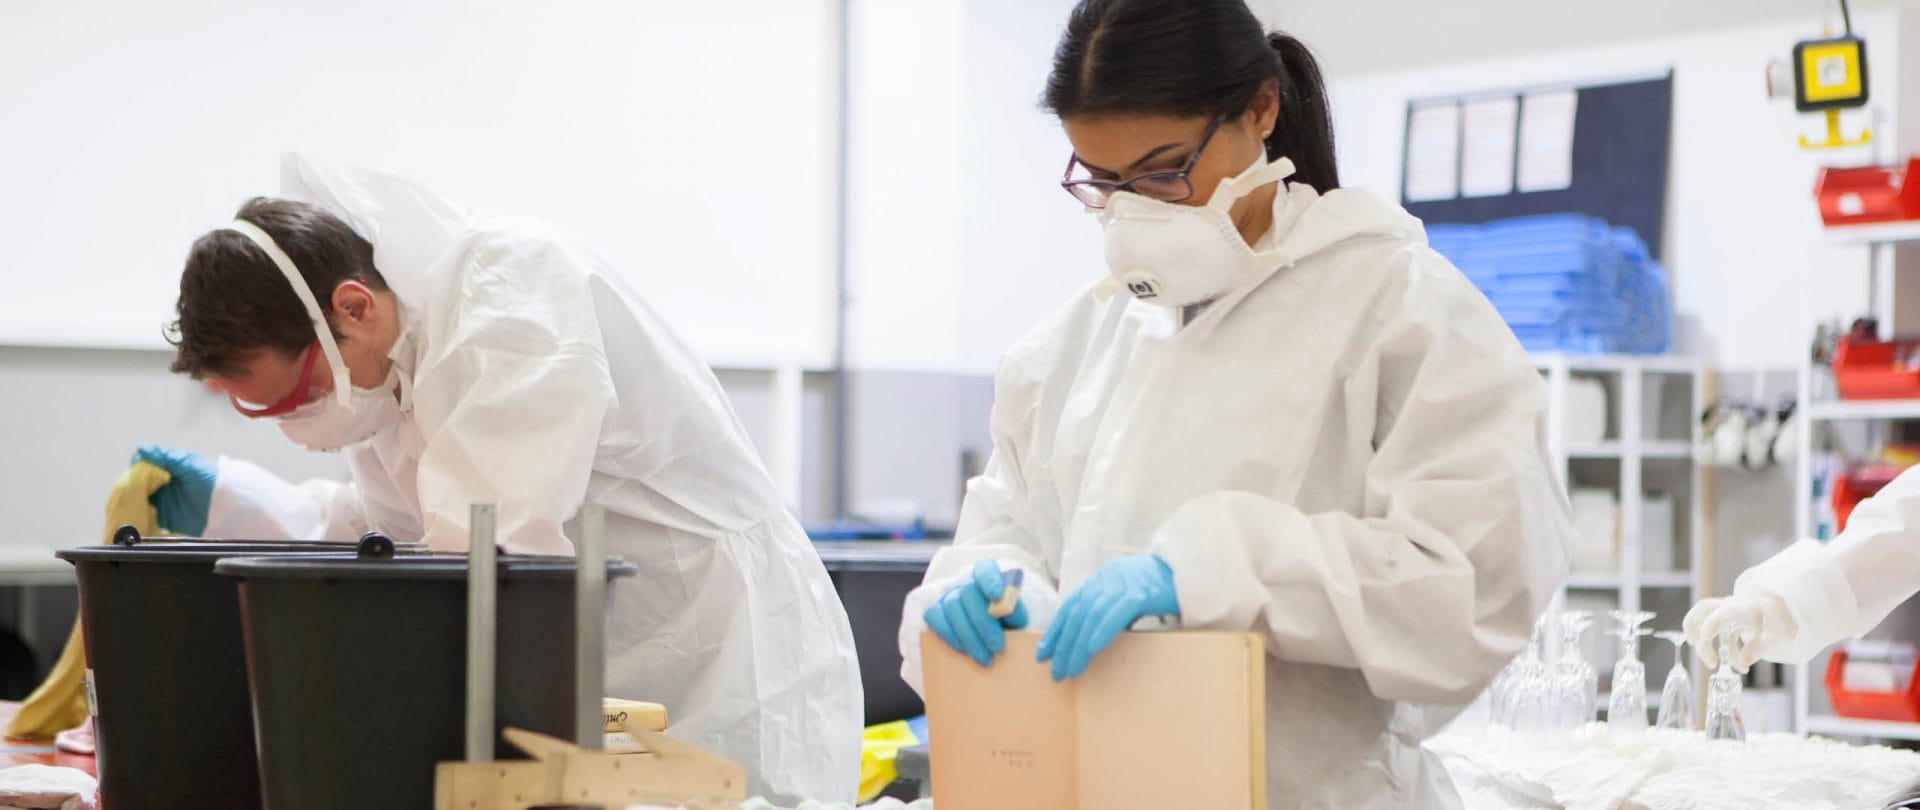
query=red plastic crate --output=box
[1832,334,1920,400]
[1832,462,1905,532]
[1826,649,1920,722]
[1816,157,1920,225]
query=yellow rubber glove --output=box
[6,461,171,740]
[858,719,921,802]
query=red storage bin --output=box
[1816,157,1920,226]
[1832,334,1920,400]
[1826,649,1920,722]
[1832,462,1906,532]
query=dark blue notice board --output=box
[1400,74,1674,259]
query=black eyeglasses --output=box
[1060,115,1227,209]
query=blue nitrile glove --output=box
[1036,554,1179,681]
[924,559,1028,667]
[132,445,217,536]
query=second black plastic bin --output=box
[216,551,635,810]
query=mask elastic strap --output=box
[221,219,353,407]
[1206,156,1298,214]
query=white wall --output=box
[1277,0,1915,77]
[845,0,968,372]
[0,347,347,552]
[0,0,838,369]
[1326,9,1909,370]
[847,0,1102,375]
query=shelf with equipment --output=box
[1806,398,1920,421]
[1567,441,1696,460]
[1536,355,1704,693]
[1822,219,1920,248]
[1789,271,1920,741]
[1804,714,1920,742]
[1564,572,1698,590]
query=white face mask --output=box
[276,364,406,452]
[1097,153,1297,308]
[220,219,407,452]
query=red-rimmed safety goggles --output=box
[229,341,321,418]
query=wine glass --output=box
[1550,612,1596,730]
[1489,616,1548,732]
[1608,610,1655,733]
[1654,631,1694,731]
[1703,637,1747,742]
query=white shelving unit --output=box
[1791,221,1920,741]
[1821,219,1920,248]
[1536,355,1705,657]
[1804,714,1920,743]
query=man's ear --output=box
[330,280,377,324]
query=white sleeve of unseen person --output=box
[1691,463,1920,669]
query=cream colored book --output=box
[921,630,1266,810]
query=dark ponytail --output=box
[1264,32,1338,194]
[1043,0,1340,193]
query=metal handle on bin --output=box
[112,525,142,547]
[576,505,607,749]
[465,504,498,763]
[355,532,396,559]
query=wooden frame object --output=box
[433,723,747,810]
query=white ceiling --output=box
[1266,0,1916,76]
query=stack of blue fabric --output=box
[1425,214,1672,355]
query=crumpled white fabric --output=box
[739,798,931,810]
[0,765,96,810]
[1430,726,1920,809]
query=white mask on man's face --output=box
[275,363,405,452]
[220,219,407,452]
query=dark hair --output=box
[166,197,386,378]
[1043,0,1339,193]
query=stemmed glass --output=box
[1608,610,1655,732]
[1704,637,1747,741]
[1503,615,1555,733]
[1550,612,1597,730]
[1654,631,1694,730]
[1489,616,1546,732]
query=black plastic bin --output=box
[55,529,419,810]
[814,541,942,725]
[216,551,635,810]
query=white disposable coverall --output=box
[203,154,861,803]
[897,182,1573,809]
[1709,464,1920,665]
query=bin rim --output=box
[213,553,638,581]
[57,542,426,564]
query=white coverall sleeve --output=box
[407,258,613,556]
[204,456,368,541]
[1149,270,1573,706]
[897,362,1063,695]
[1734,465,1920,664]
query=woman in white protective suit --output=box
[1686,463,1920,676]
[894,1,1574,807]
[134,154,860,803]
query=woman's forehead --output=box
[1062,113,1213,163]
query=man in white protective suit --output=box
[133,153,860,803]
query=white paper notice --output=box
[1517,90,1578,192]
[1404,102,1460,202]
[1460,96,1519,197]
